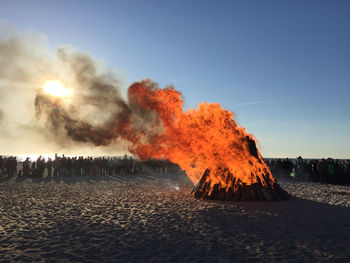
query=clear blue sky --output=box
[1,0,350,158]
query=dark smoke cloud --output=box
[34,47,163,149]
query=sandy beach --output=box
[0,173,349,262]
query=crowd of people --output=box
[0,154,182,178]
[1,154,349,185]
[267,156,350,185]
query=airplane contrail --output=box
[236,98,284,106]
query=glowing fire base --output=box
[192,169,289,201]
[191,136,289,201]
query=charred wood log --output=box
[192,170,289,201]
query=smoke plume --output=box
[0,21,140,156]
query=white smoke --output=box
[0,21,129,157]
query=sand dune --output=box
[0,174,349,262]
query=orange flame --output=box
[127,80,275,189]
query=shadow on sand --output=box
[195,196,350,261]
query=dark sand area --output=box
[0,174,349,262]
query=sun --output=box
[42,80,72,97]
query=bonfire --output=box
[36,79,289,201]
[127,81,289,201]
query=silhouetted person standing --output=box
[23,158,31,177]
[318,159,327,184]
[47,158,53,177]
[0,156,3,176]
[327,158,335,184]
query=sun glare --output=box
[43,80,72,97]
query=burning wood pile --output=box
[192,169,289,201]
[36,77,289,201]
[192,137,289,201]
